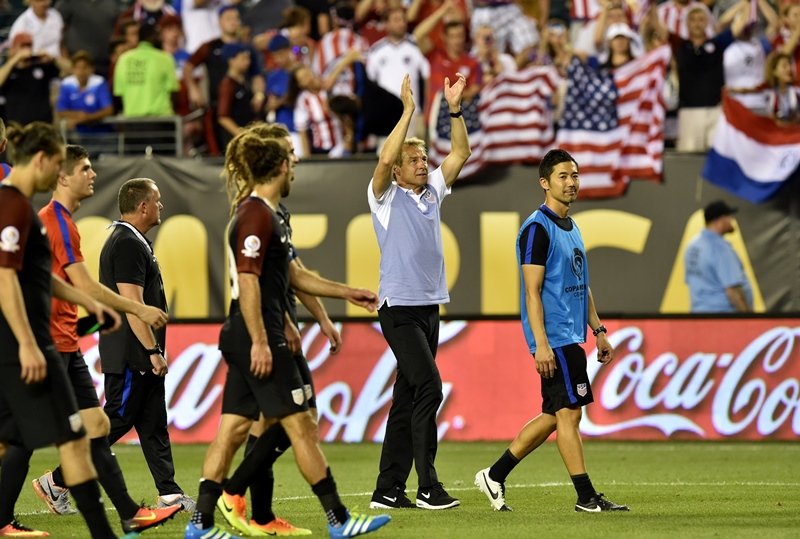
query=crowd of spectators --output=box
[0,0,799,159]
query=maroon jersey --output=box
[0,185,54,358]
[219,196,290,354]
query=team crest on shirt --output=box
[241,235,261,258]
[0,226,20,252]
[291,388,306,405]
[423,189,434,202]
[69,412,84,433]
[570,248,585,280]
[576,383,588,397]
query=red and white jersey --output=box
[658,0,713,40]
[570,0,602,22]
[311,28,369,95]
[294,90,342,152]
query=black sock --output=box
[227,426,290,495]
[250,467,275,525]
[250,426,291,523]
[489,449,520,483]
[191,478,222,529]
[51,466,66,489]
[0,444,32,527]
[570,473,596,504]
[70,480,116,539]
[90,437,139,520]
[311,470,347,527]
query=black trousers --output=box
[104,369,182,495]
[376,305,442,490]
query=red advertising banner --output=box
[79,319,800,443]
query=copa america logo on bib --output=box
[241,235,261,258]
[576,383,588,397]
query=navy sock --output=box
[191,479,222,530]
[311,470,347,526]
[571,473,596,504]
[51,466,66,489]
[250,467,275,525]
[227,425,289,495]
[489,449,520,483]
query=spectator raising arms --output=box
[773,2,800,80]
[764,50,800,124]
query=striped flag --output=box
[311,28,369,96]
[428,65,560,179]
[555,44,671,198]
[703,92,800,203]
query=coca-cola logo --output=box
[80,320,800,443]
[583,326,800,438]
[80,320,467,442]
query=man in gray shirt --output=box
[367,72,471,511]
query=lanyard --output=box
[108,220,152,254]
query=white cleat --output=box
[474,468,512,511]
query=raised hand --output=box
[400,73,415,113]
[444,72,467,110]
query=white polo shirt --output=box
[366,35,430,111]
[9,7,64,58]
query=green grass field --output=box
[12,441,800,538]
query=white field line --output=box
[16,480,800,516]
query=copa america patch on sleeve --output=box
[241,235,261,258]
[577,383,588,397]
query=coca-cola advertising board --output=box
[80,319,800,443]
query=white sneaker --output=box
[31,471,77,515]
[474,468,512,511]
[157,493,196,513]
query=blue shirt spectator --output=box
[265,34,295,131]
[684,201,753,313]
[56,51,114,134]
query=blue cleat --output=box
[184,522,242,539]
[328,512,391,538]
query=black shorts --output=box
[0,345,85,450]
[60,350,100,410]
[221,345,309,420]
[295,353,316,409]
[538,343,594,414]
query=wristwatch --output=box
[144,344,163,356]
[592,325,607,337]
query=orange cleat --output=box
[248,517,312,537]
[122,504,181,533]
[0,520,49,537]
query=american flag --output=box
[428,65,560,179]
[427,90,485,178]
[555,44,672,198]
